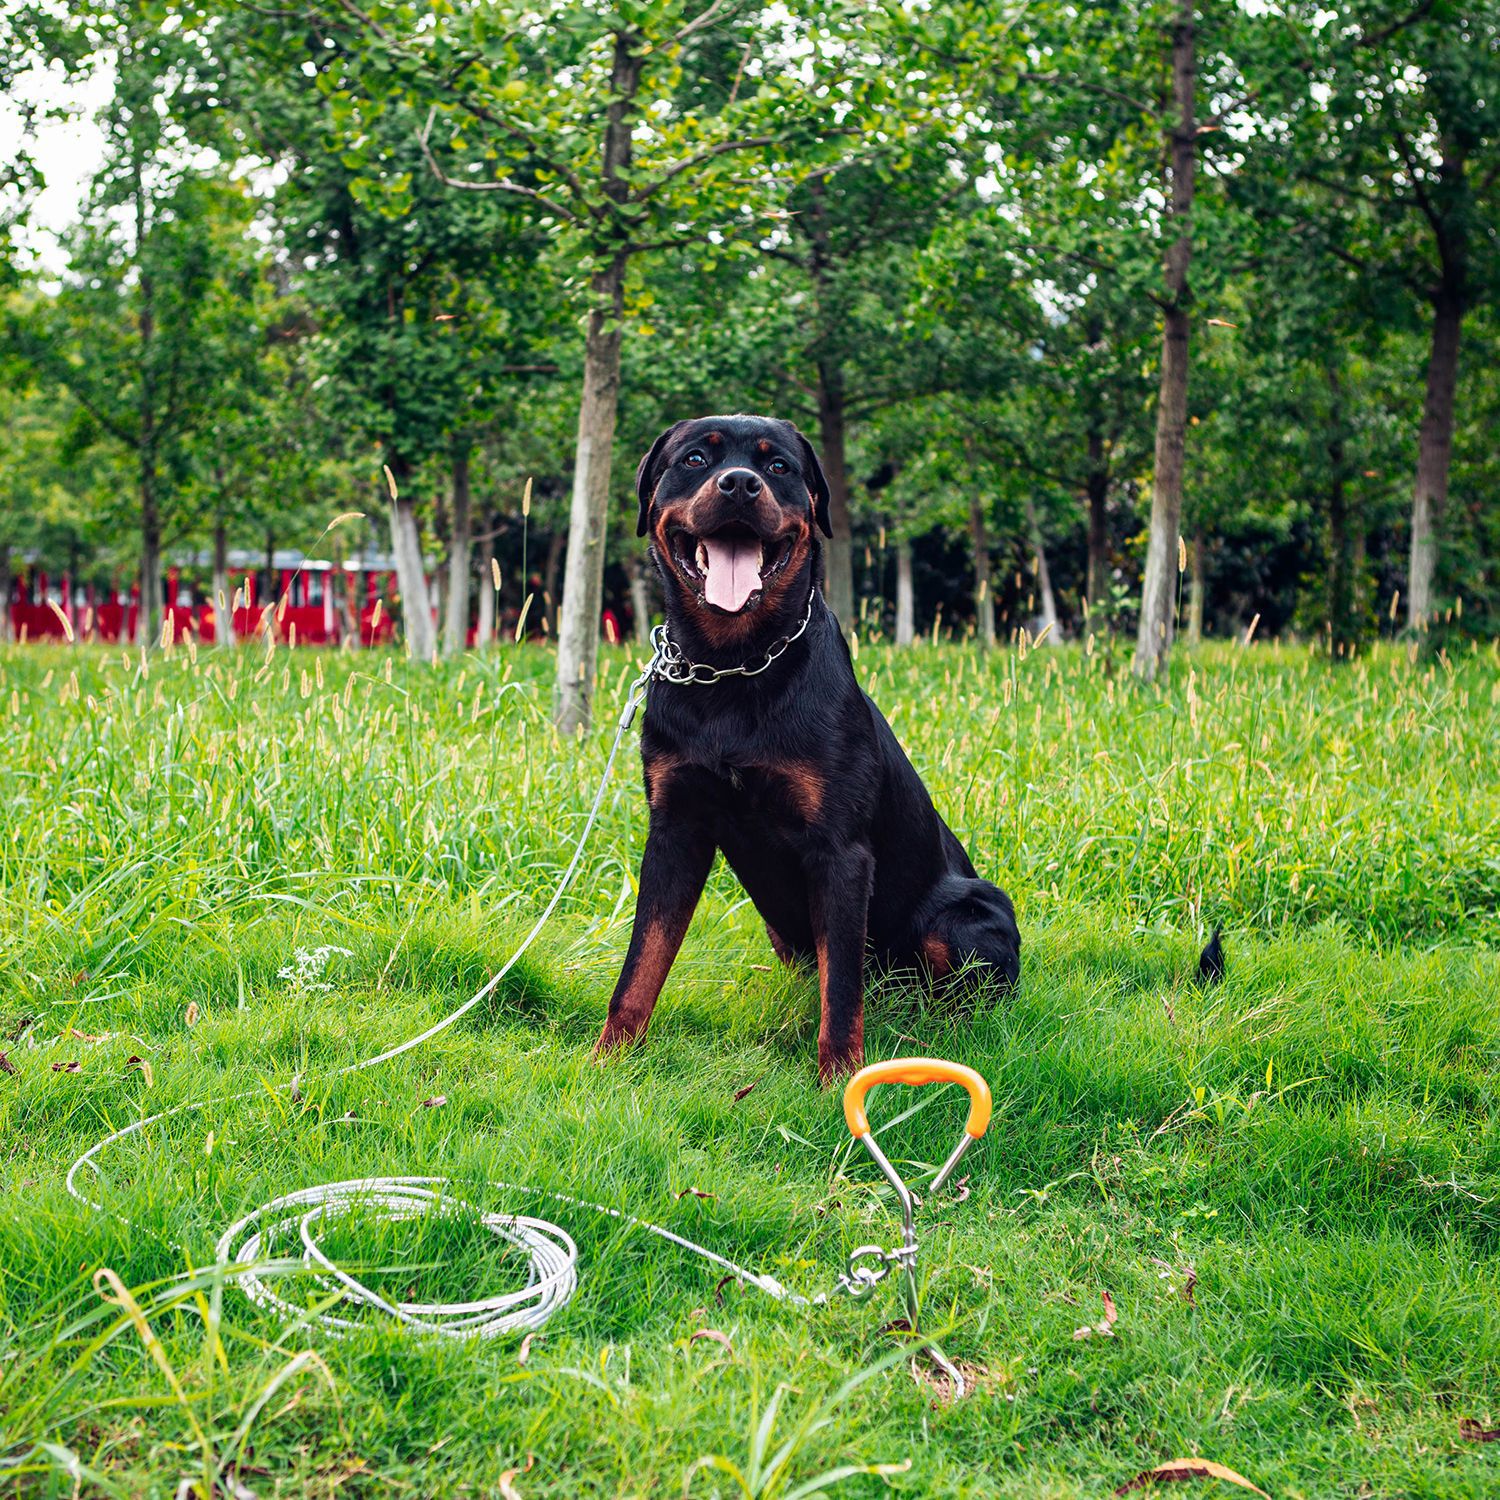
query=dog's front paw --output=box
[817,1040,864,1088]
[593,1020,638,1059]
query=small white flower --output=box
[277,945,354,994]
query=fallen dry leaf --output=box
[1183,1268,1197,1306]
[732,1079,759,1102]
[0,1053,14,1076]
[1460,1417,1500,1442]
[674,1187,717,1202]
[517,1333,536,1365]
[1075,1290,1118,1339]
[1115,1457,1268,1496]
[420,1095,447,1109]
[911,1357,989,1404]
[126,1055,154,1087]
[498,1453,534,1500]
[52,1060,80,1073]
[184,1002,200,1027]
[690,1329,736,1358]
[714,1274,736,1306]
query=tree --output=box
[1287,1,1500,632]
[1014,1,1288,676]
[190,1,562,662]
[5,3,269,646]
[307,0,891,725]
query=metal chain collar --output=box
[647,587,817,687]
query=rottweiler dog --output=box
[595,413,1021,1082]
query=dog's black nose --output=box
[715,468,762,500]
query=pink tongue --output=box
[701,536,762,612]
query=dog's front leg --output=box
[807,844,875,1084]
[596,818,715,1056]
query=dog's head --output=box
[635,415,830,633]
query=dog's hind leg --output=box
[919,876,1021,993]
[767,923,815,967]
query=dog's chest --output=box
[691,755,826,832]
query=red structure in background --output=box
[7,558,403,647]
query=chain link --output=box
[646,588,817,687]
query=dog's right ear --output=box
[636,422,688,537]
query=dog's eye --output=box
[683,451,707,468]
[767,458,790,475]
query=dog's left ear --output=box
[635,422,688,537]
[791,427,833,538]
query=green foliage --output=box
[1,0,1497,649]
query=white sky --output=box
[2,60,112,274]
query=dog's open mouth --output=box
[670,525,792,613]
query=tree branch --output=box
[1355,0,1434,51]
[417,109,581,222]
[1020,71,1157,119]
[675,0,734,43]
[334,0,590,203]
[630,133,781,203]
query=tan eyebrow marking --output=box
[756,439,771,454]
[707,432,723,445]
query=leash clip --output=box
[841,1059,992,1398]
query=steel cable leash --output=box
[66,624,989,1393]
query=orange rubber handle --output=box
[842,1058,992,1140]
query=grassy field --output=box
[1,632,1498,1498]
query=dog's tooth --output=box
[696,540,709,575]
[756,543,764,573]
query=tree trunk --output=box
[476,518,497,649]
[554,29,642,731]
[334,534,358,644]
[1325,362,1357,655]
[815,362,855,632]
[894,539,915,646]
[541,530,565,636]
[213,509,235,648]
[442,440,473,657]
[554,258,628,729]
[622,549,651,645]
[970,491,995,647]
[134,151,162,651]
[1024,494,1061,644]
[1407,288,1463,632]
[137,339,162,648]
[0,544,11,644]
[1135,0,1196,681]
[1086,422,1110,609]
[140,470,162,649]
[389,482,436,662]
[1186,528,1205,644]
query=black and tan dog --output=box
[595,413,1021,1082]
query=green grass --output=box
[1,632,1498,1498]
